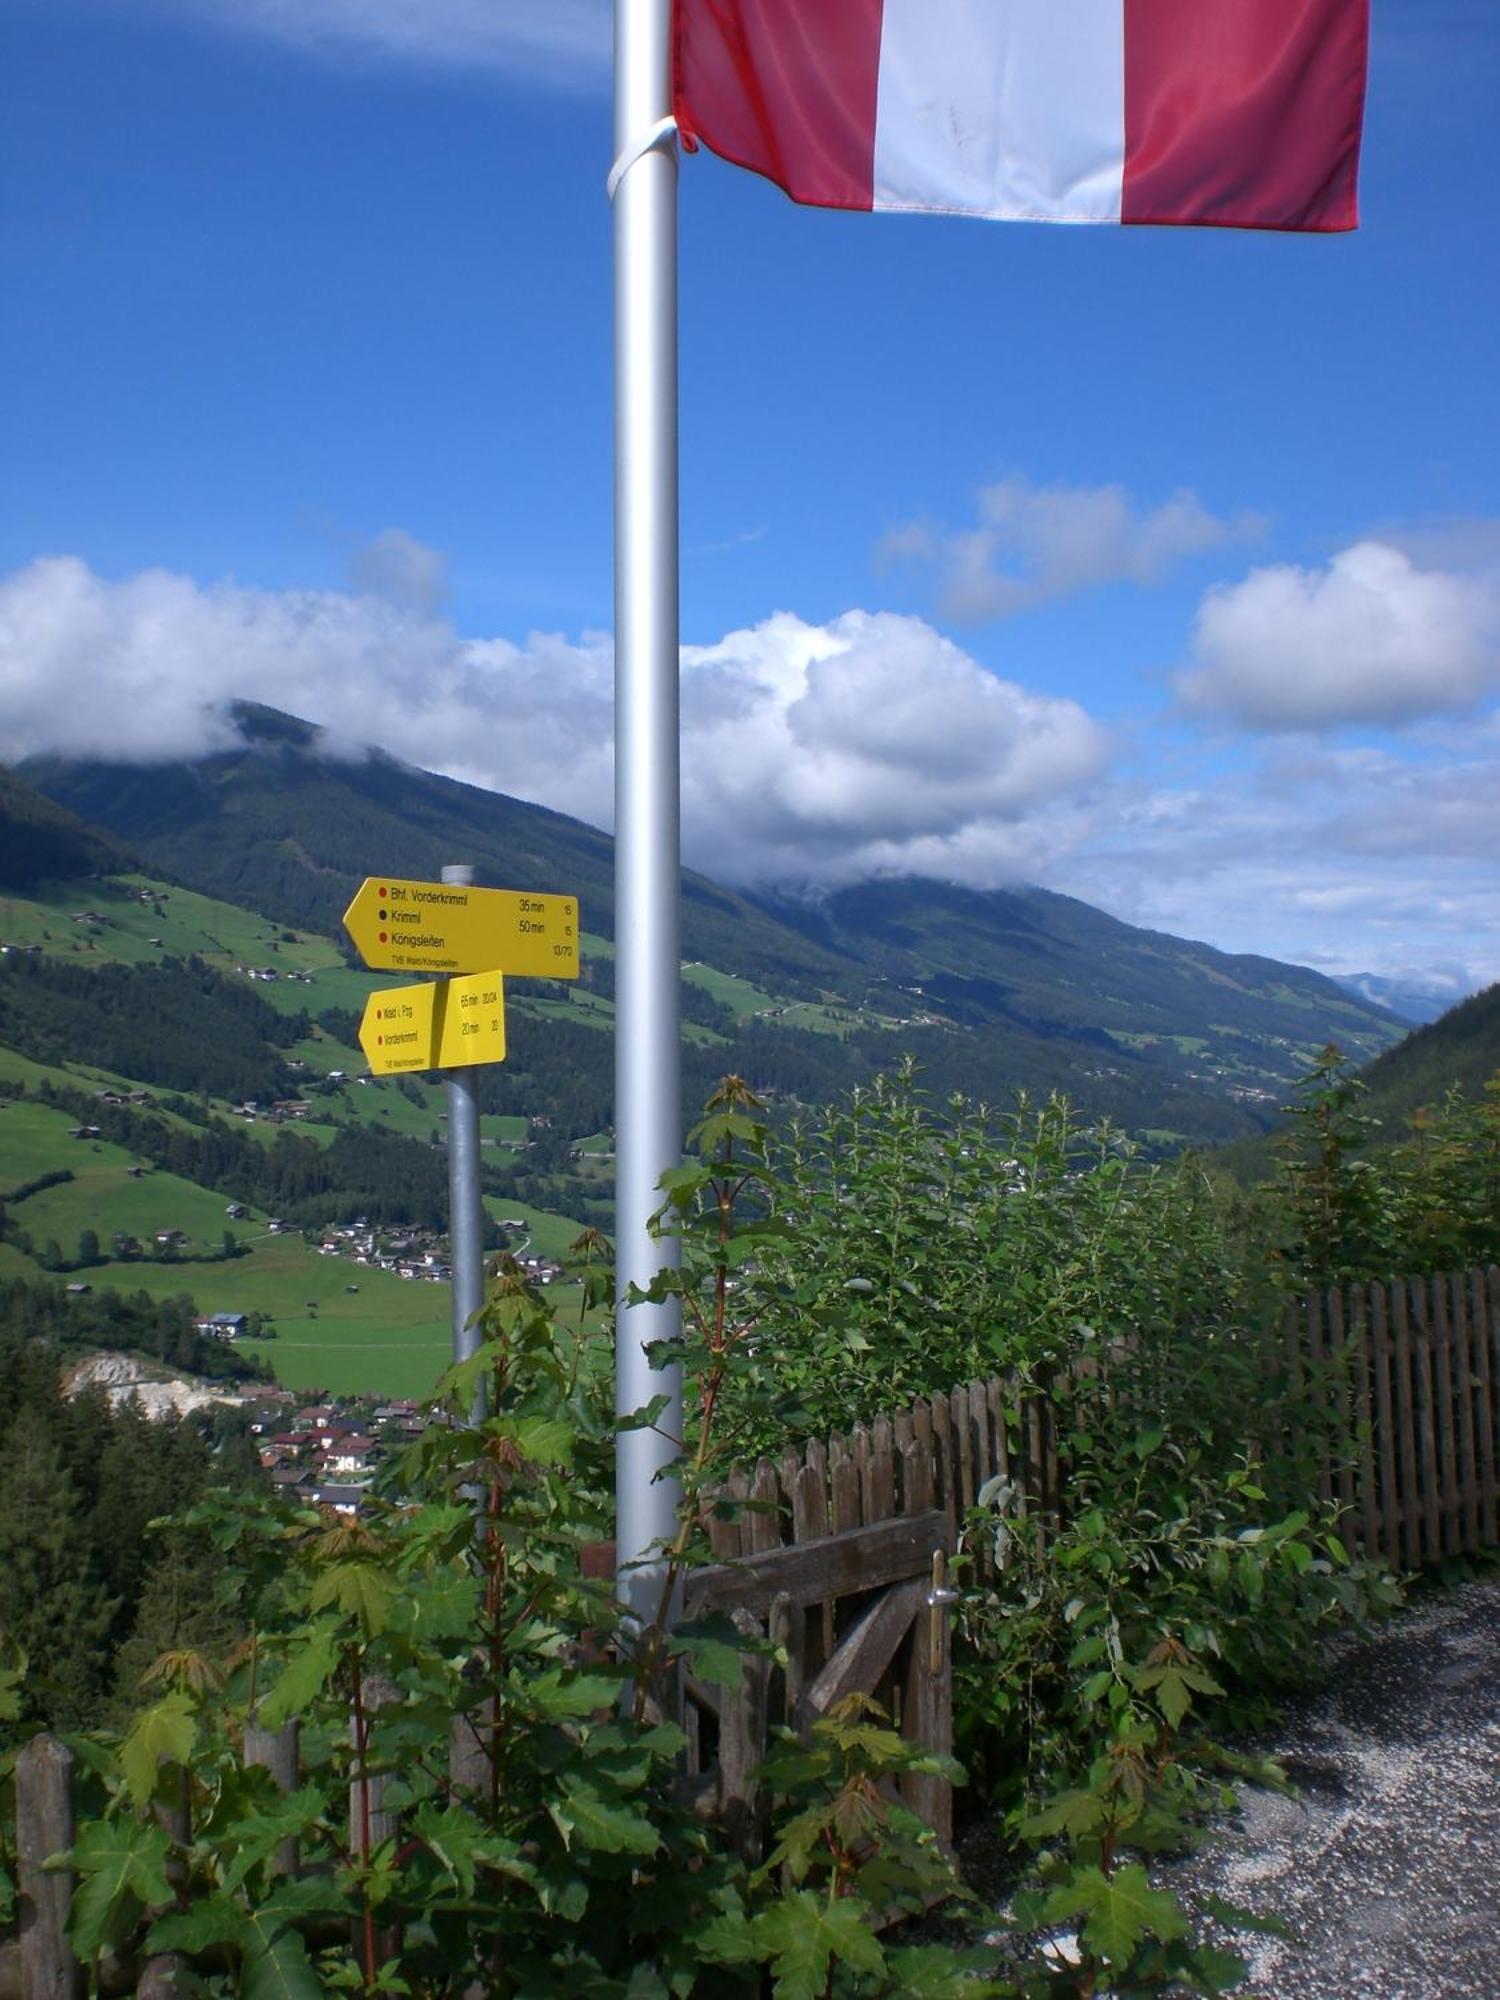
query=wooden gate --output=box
[681,1409,965,1851]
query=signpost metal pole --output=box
[442,863,486,1378]
[612,0,684,1630]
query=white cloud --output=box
[0,557,1109,889]
[882,476,1262,622]
[1052,738,1500,992]
[347,528,449,613]
[677,610,1110,883]
[1176,541,1500,730]
[137,0,610,85]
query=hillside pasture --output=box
[0,1094,112,1191]
[0,875,333,976]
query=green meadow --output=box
[1,875,607,1398]
[0,1080,592,1398]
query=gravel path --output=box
[1162,1576,1500,1998]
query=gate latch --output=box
[926,1549,958,1673]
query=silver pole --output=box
[442,863,486,1375]
[612,0,683,1629]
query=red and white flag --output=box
[673,0,1368,232]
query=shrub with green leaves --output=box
[1263,1046,1500,1288]
[12,1223,995,1998]
[734,1064,1247,1450]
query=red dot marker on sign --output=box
[379,887,388,897]
[379,932,387,943]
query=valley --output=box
[0,715,1425,1402]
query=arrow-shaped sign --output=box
[343,878,579,978]
[358,971,507,1075]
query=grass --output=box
[19,1157,248,1254]
[776,999,902,1037]
[0,1075,596,1400]
[0,875,333,976]
[482,1198,584,1263]
[287,1027,366,1073]
[0,870,403,1029]
[678,964,909,1041]
[0,880,613,1395]
[680,962,777,1021]
[513,993,615,1033]
[0,1095,106,1190]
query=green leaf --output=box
[535,1861,588,1922]
[67,1820,176,1960]
[752,1891,885,2000]
[1236,1551,1265,1605]
[218,1787,329,1896]
[691,1910,762,1967]
[146,1895,249,1956]
[550,1776,660,1856]
[1203,1893,1291,1939]
[509,1413,575,1469]
[259,1619,341,1728]
[1065,1863,1188,1965]
[120,1689,197,1808]
[884,1943,1010,1998]
[310,1561,393,1636]
[411,1804,534,1900]
[1150,1667,1193,1732]
[672,1617,747,1692]
[522,1668,621,1720]
[240,1909,325,2000]
[1185,1943,1251,1992]
[1021,1787,1107,1841]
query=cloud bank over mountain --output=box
[5,534,1499,990]
[0,551,1108,889]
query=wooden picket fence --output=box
[675,1264,1500,1860]
[1284,1265,1500,1569]
[8,1266,1499,1995]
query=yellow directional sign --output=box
[358,971,507,1076]
[342,878,579,978]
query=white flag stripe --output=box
[873,0,1126,223]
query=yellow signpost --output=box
[342,877,580,978]
[358,970,507,1076]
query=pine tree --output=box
[0,1424,117,1730]
[110,1528,239,1721]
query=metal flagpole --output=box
[442,863,487,1389]
[611,0,683,1631]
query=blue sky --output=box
[3,0,1498,996]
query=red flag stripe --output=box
[1122,0,1368,230]
[673,0,884,213]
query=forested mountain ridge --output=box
[23,702,849,1000]
[1355,980,1500,1127]
[0,764,141,891]
[20,705,1408,1140]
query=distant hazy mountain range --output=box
[1332,971,1473,1028]
[14,701,1414,1146]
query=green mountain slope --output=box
[23,703,848,1001]
[1357,981,1500,1128]
[0,765,140,891]
[19,716,1407,1142]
